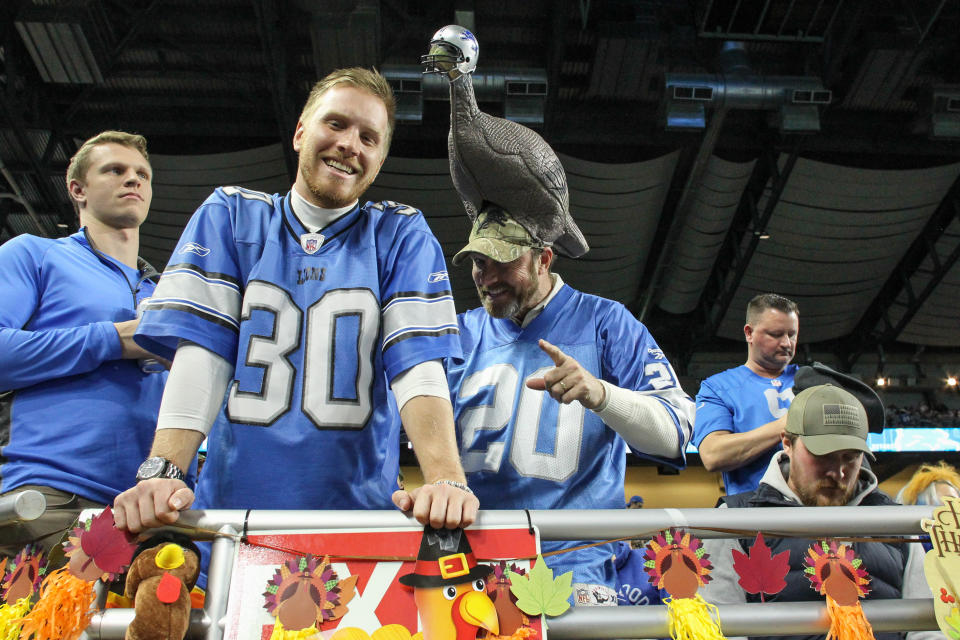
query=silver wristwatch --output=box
[135,456,185,482]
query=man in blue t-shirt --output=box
[113,68,476,534]
[0,131,170,560]
[694,293,800,495]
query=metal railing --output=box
[68,504,941,639]
[0,489,46,524]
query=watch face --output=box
[137,457,166,479]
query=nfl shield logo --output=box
[300,233,324,255]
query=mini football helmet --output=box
[421,24,479,76]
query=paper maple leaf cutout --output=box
[731,533,789,602]
[75,507,137,580]
[508,554,571,621]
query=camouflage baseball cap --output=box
[786,384,875,460]
[452,206,544,266]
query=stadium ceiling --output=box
[2,0,960,370]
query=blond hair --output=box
[66,131,149,213]
[300,67,396,152]
[896,461,960,505]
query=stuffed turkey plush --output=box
[124,533,200,640]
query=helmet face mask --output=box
[420,25,478,76]
[420,42,463,75]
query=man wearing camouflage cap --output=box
[397,35,693,601]
[442,203,695,605]
[700,385,938,640]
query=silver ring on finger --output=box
[559,381,567,393]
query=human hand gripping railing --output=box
[80,505,941,640]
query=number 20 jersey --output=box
[136,187,461,511]
[448,283,693,585]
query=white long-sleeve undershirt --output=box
[156,344,448,434]
[594,379,681,459]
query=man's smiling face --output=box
[293,84,388,208]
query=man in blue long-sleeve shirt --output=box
[0,131,170,561]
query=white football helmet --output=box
[420,25,479,76]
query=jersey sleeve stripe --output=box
[382,294,457,343]
[151,268,242,326]
[383,289,453,307]
[641,386,696,443]
[382,326,460,352]
[383,321,460,344]
[143,299,240,332]
[163,262,240,287]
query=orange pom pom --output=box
[18,567,95,640]
[825,595,876,640]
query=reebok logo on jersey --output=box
[180,242,210,257]
[647,348,665,360]
[428,271,449,283]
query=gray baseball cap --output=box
[452,206,544,266]
[785,384,875,460]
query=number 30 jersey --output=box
[448,283,693,587]
[136,187,460,511]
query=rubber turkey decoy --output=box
[421,25,589,258]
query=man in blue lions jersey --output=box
[694,293,800,495]
[436,207,695,605]
[113,68,477,534]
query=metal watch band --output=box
[161,461,185,481]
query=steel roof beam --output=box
[842,173,960,367]
[679,141,802,368]
[0,9,71,234]
[637,106,730,323]
[55,117,280,139]
[60,0,165,126]
[0,108,71,235]
[253,0,298,180]
[543,0,568,139]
